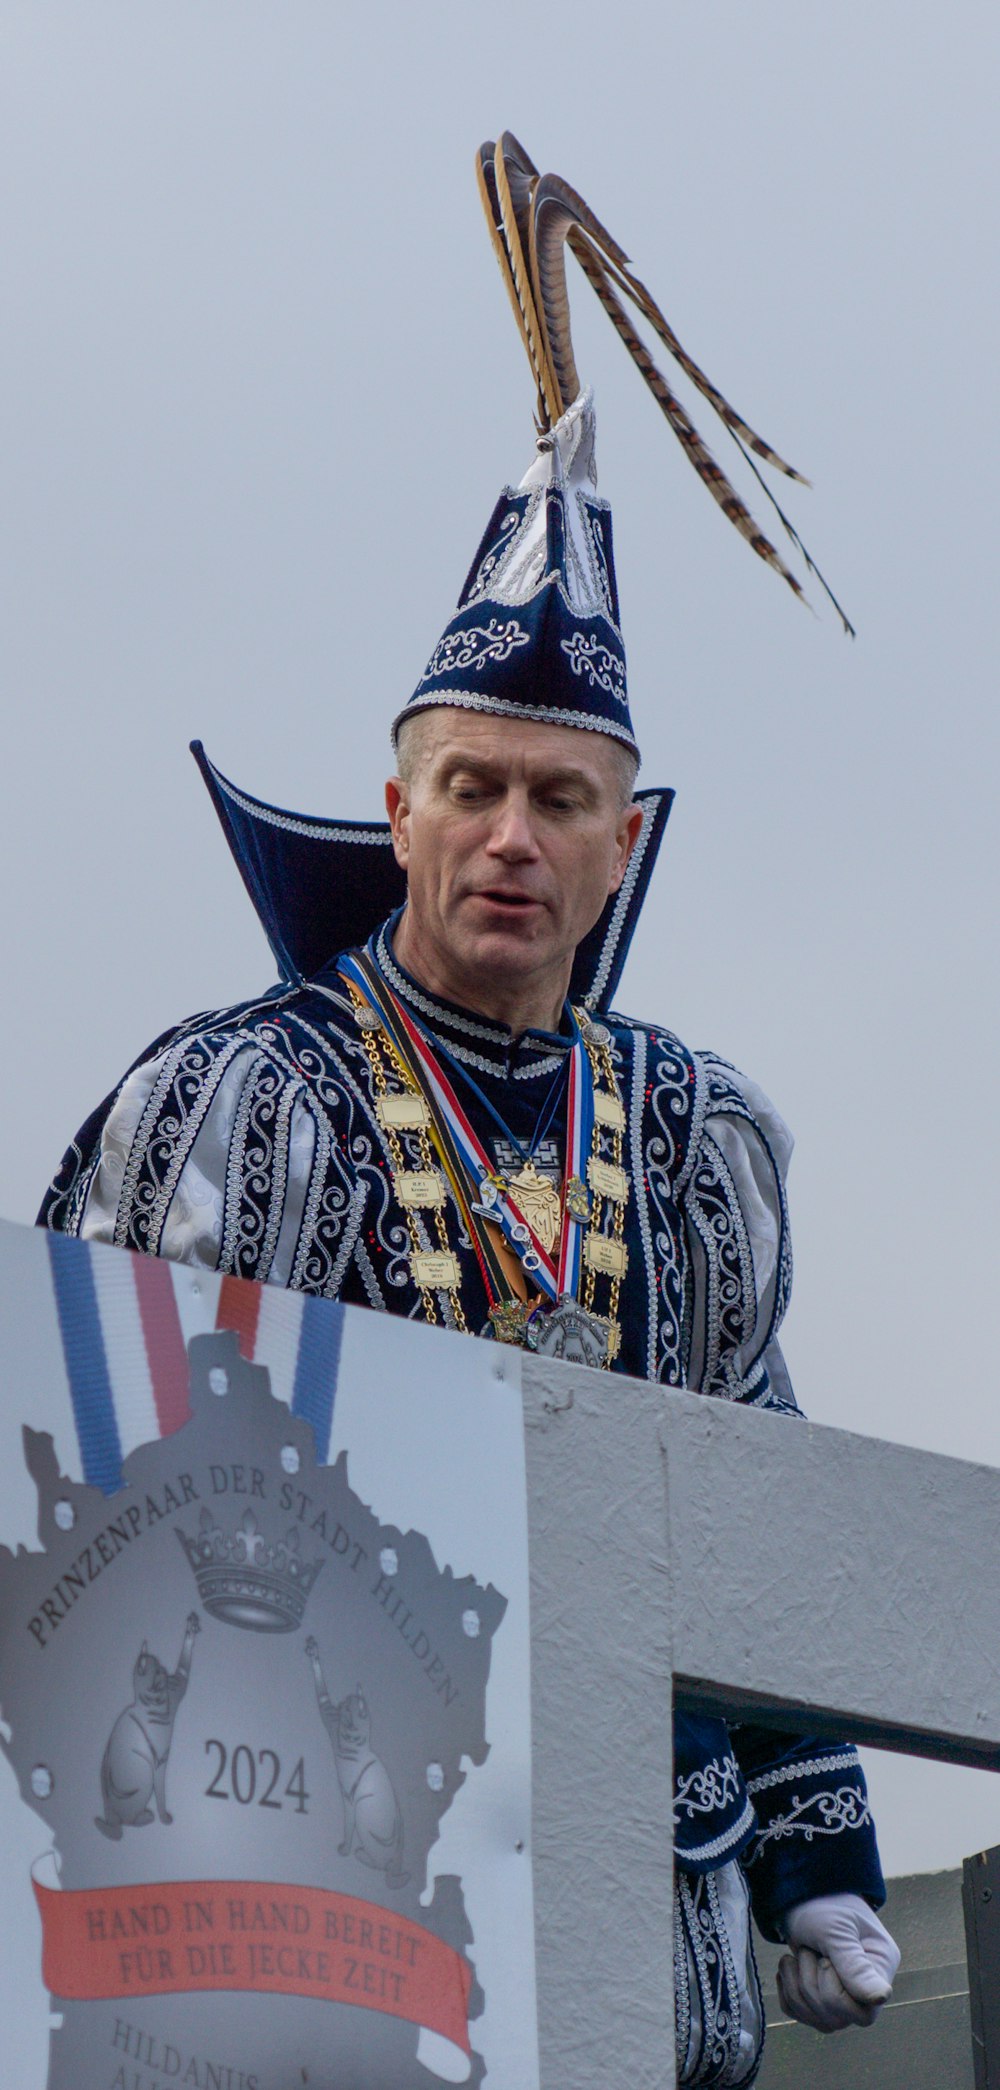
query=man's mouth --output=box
[471,889,544,913]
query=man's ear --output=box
[607,802,645,896]
[385,776,410,869]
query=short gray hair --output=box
[605,737,641,810]
[393,712,436,787]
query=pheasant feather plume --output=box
[477,133,852,635]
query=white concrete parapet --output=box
[521,1353,1000,2087]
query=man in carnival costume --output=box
[42,137,898,2084]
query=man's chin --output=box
[452,922,556,982]
[460,918,545,955]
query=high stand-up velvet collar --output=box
[191,741,673,1018]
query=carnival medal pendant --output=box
[488,1299,536,1346]
[526,1295,611,1369]
[564,1174,591,1224]
[503,1160,561,1255]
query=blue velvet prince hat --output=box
[394,130,851,764]
[392,388,637,756]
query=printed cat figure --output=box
[95,1612,200,1840]
[305,1636,409,1888]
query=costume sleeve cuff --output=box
[740,1745,886,1942]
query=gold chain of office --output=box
[348,990,629,1365]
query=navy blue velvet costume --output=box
[41,910,885,1946]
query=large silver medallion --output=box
[526,1295,611,1369]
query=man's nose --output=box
[485,796,540,859]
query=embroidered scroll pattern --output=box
[744,1784,873,1860]
[219,1058,300,1284]
[673,1752,759,1867]
[744,1748,869,1866]
[113,1034,248,1256]
[560,630,627,705]
[640,1029,697,1385]
[674,1754,742,1824]
[686,1134,758,1396]
[464,497,536,605]
[420,617,531,682]
[675,1865,764,2086]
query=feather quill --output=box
[568,231,806,603]
[493,137,562,428]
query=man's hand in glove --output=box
[775,1893,900,2033]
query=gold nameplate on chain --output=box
[593,1091,625,1131]
[377,1094,431,1131]
[584,1235,629,1279]
[410,1249,462,1289]
[395,1169,446,1210]
[587,1158,629,1203]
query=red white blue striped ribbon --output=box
[339,953,593,1305]
[559,1035,592,1301]
[46,1235,343,1494]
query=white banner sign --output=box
[0,1219,538,2090]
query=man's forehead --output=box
[402,710,619,783]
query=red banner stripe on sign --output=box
[34,1876,472,2053]
[215,1274,262,1360]
[131,1255,191,1436]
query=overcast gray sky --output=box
[2,0,999,1876]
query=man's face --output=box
[385,711,643,1016]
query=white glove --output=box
[775,1893,900,2034]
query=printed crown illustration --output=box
[176,1507,324,1633]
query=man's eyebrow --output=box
[536,768,598,790]
[439,756,503,779]
[529,767,602,800]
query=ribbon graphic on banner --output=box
[33,1866,472,2055]
[45,1236,344,1491]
